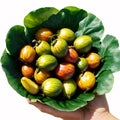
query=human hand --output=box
[28,95,118,120]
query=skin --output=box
[28,95,118,120]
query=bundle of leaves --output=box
[1,6,120,111]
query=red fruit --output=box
[55,62,75,80]
[64,48,79,63]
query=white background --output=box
[0,0,120,120]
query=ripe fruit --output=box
[86,52,101,69]
[18,27,99,100]
[34,69,51,84]
[21,65,34,78]
[58,28,75,43]
[77,71,96,90]
[51,38,68,58]
[21,77,39,95]
[64,47,79,63]
[35,28,53,42]
[41,78,62,97]
[62,79,77,99]
[74,35,92,53]
[55,62,75,80]
[36,54,58,71]
[19,45,36,63]
[77,57,88,72]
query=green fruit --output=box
[42,78,63,97]
[74,35,92,53]
[35,41,51,56]
[36,54,58,71]
[62,79,77,99]
[77,57,88,72]
[51,38,68,58]
[58,28,75,43]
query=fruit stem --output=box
[50,34,58,43]
[51,39,57,46]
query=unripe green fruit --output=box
[42,78,63,97]
[74,35,92,53]
[62,79,77,99]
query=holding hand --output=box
[28,95,118,120]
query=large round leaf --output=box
[1,6,120,111]
[5,25,27,58]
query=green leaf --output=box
[36,93,95,111]
[42,6,87,32]
[1,50,23,94]
[5,25,27,58]
[94,70,114,95]
[24,7,58,28]
[75,13,104,47]
[98,35,120,73]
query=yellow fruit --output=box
[21,77,39,94]
[58,28,75,42]
[86,52,101,69]
[77,71,95,90]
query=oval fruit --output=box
[58,28,75,43]
[77,57,88,72]
[63,79,77,99]
[51,38,68,58]
[36,54,58,71]
[41,78,62,97]
[86,52,101,69]
[35,40,51,56]
[21,65,34,78]
[77,71,96,90]
[19,45,36,63]
[64,47,79,63]
[34,69,51,84]
[74,35,92,53]
[21,77,39,95]
[35,28,53,42]
[55,62,75,80]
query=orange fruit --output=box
[34,69,51,84]
[77,71,96,90]
[21,65,34,78]
[19,45,36,63]
[86,52,101,69]
[35,28,53,42]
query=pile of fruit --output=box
[19,27,101,99]
[1,6,120,111]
